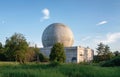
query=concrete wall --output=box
[40,46,94,63]
[65,47,77,63]
[40,47,51,57]
[77,46,85,63]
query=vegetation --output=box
[94,43,113,62]
[96,43,105,55]
[0,33,46,63]
[114,51,120,56]
[101,56,120,67]
[0,62,120,77]
[39,53,49,62]
[0,42,7,61]
[1,33,120,77]
[49,43,66,63]
[4,33,28,63]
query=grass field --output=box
[0,62,120,77]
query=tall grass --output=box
[0,62,120,77]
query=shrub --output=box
[39,53,49,62]
[48,61,61,67]
[101,56,120,67]
[49,43,66,63]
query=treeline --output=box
[0,33,48,63]
[94,43,120,67]
[0,33,120,66]
[94,43,120,62]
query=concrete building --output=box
[41,46,94,63]
[40,23,94,63]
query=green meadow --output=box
[0,62,120,77]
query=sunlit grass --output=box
[0,62,120,77]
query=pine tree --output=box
[96,42,113,62]
[96,43,105,55]
[49,43,66,63]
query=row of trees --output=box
[96,43,120,67]
[0,33,66,63]
[95,43,120,62]
[50,42,118,63]
[50,42,120,63]
[0,33,119,64]
[0,33,43,63]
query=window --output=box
[80,54,83,56]
[71,57,77,63]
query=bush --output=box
[39,53,49,62]
[49,43,66,63]
[101,56,120,67]
[0,53,7,61]
[48,61,61,67]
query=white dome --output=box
[42,23,74,47]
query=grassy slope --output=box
[0,62,120,77]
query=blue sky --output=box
[0,0,120,52]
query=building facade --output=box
[40,46,94,63]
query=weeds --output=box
[0,62,120,77]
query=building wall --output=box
[40,47,51,57]
[40,46,94,63]
[77,46,85,63]
[65,47,77,63]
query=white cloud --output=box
[95,32,120,44]
[81,36,91,41]
[96,21,108,25]
[40,8,50,22]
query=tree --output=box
[96,43,105,55]
[34,44,49,62]
[34,44,40,62]
[114,51,120,56]
[0,42,3,52]
[5,33,28,63]
[25,47,36,62]
[0,42,7,61]
[95,43,113,62]
[0,42,2,49]
[49,43,66,63]
[39,53,49,62]
[104,45,110,55]
[103,45,112,60]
